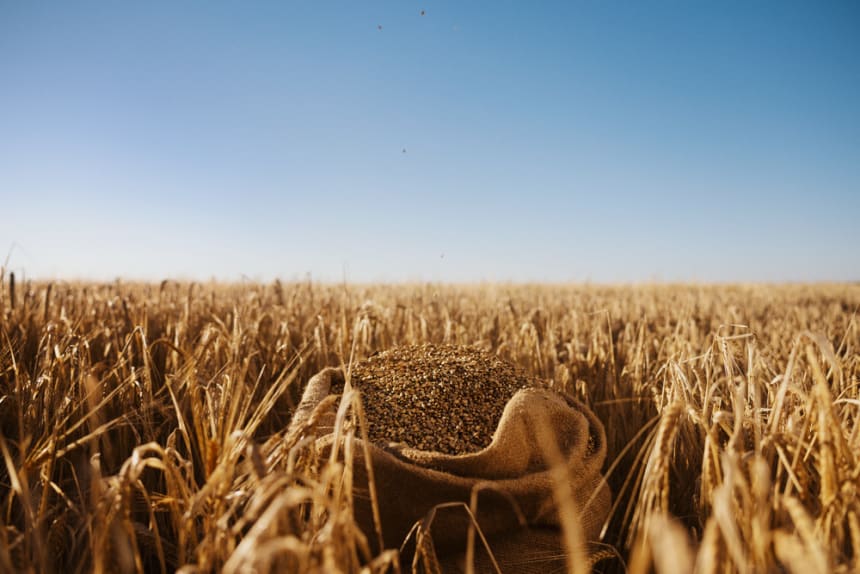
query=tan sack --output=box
[289,366,611,570]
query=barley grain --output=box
[335,344,541,454]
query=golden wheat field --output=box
[1,276,858,573]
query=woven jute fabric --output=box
[289,365,611,571]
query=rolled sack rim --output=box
[292,366,609,479]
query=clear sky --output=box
[1,1,858,283]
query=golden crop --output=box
[1,278,858,573]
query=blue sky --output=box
[1,1,858,282]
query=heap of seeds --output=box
[335,344,542,454]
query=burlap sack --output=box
[288,367,611,572]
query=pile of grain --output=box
[337,344,541,454]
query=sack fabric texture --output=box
[289,366,612,572]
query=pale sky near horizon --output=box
[1,1,858,283]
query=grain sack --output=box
[288,345,611,572]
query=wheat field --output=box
[0,275,858,573]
